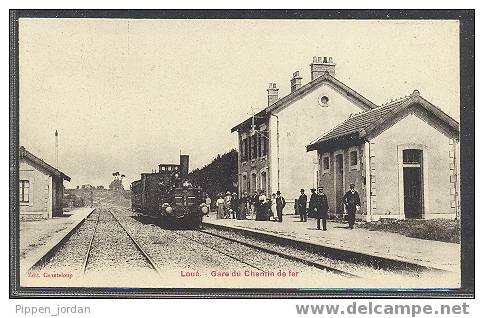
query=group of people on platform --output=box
[206,190,287,222]
[296,183,361,230]
[205,183,360,229]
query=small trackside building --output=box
[19,146,71,219]
[306,91,460,221]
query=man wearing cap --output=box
[343,183,361,229]
[297,189,308,222]
[316,187,329,230]
[275,191,286,222]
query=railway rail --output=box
[81,208,161,275]
[29,203,435,283]
[195,229,359,278]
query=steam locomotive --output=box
[131,154,208,228]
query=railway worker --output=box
[275,191,286,222]
[343,183,361,229]
[315,187,329,231]
[216,194,225,219]
[298,189,308,222]
[308,188,317,219]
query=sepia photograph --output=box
[10,10,474,297]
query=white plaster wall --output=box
[269,82,370,201]
[19,160,52,218]
[371,110,457,219]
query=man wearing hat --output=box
[297,189,308,222]
[343,183,361,229]
[316,186,329,230]
[275,190,286,222]
[308,188,317,219]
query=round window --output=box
[318,95,329,107]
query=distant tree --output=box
[188,149,238,198]
[109,172,125,191]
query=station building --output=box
[19,146,71,219]
[307,91,460,221]
[231,56,377,202]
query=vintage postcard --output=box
[10,10,474,297]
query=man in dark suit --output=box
[275,191,286,222]
[316,187,329,230]
[343,183,361,229]
[308,188,317,219]
[297,189,308,222]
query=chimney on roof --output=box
[310,56,336,80]
[179,154,189,177]
[290,71,302,93]
[267,83,279,106]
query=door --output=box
[403,149,423,219]
[335,153,344,214]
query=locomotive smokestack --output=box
[180,155,189,177]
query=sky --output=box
[18,19,460,188]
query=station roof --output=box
[231,72,378,133]
[306,91,460,152]
[19,146,71,181]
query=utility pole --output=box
[55,130,59,169]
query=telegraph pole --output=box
[55,130,59,169]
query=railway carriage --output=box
[131,154,208,228]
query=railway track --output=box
[195,229,360,278]
[30,204,418,282]
[113,205,360,278]
[81,208,160,276]
[29,206,161,278]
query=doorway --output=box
[335,153,344,215]
[403,149,423,219]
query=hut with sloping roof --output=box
[19,146,71,219]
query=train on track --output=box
[131,154,208,228]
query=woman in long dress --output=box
[270,193,277,221]
[216,194,225,219]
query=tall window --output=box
[250,135,257,160]
[259,130,268,157]
[349,148,359,170]
[241,138,248,162]
[261,171,267,192]
[19,180,30,203]
[321,155,330,173]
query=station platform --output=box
[202,212,460,273]
[19,207,95,275]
